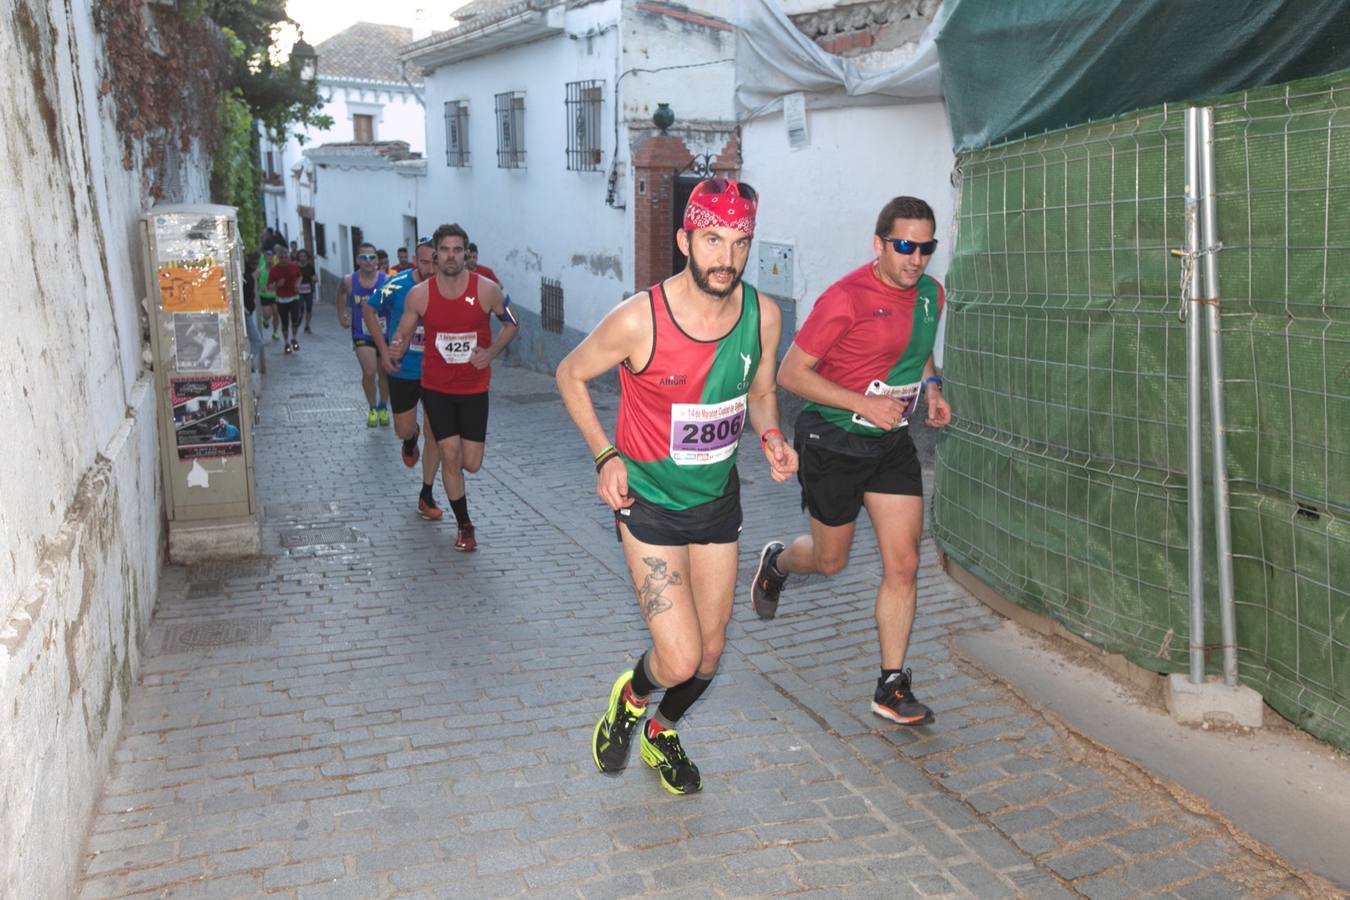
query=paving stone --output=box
[1118,854,1203,890]
[1107,823,1189,855]
[1044,845,1124,880]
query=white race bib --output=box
[670,395,747,465]
[435,331,476,364]
[851,379,921,430]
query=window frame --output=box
[494,91,527,169]
[353,113,374,143]
[444,100,470,167]
[565,80,604,172]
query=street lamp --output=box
[291,38,318,82]
[652,102,674,135]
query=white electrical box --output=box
[757,241,794,298]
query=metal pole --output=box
[1198,106,1240,686]
[1184,107,1207,685]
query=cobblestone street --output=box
[77,320,1331,899]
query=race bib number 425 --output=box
[435,331,476,364]
[670,395,747,465]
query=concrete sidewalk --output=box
[76,319,1332,898]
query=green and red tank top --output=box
[794,266,943,435]
[615,282,762,511]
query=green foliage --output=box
[210,90,263,248]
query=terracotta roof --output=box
[316,22,422,85]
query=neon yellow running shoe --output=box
[640,721,702,795]
[592,671,646,773]
[378,406,390,426]
[366,408,378,428]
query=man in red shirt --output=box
[265,248,304,354]
[391,246,415,273]
[386,224,518,551]
[751,196,952,727]
[466,242,500,287]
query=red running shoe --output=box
[418,496,443,521]
[455,523,477,552]
[401,438,420,468]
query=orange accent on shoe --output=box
[417,497,443,521]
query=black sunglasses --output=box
[699,177,758,204]
[882,237,938,256]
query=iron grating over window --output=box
[495,91,526,169]
[444,100,469,167]
[541,277,564,334]
[565,80,604,172]
[314,222,326,258]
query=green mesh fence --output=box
[932,71,1350,749]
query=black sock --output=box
[880,668,904,686]
[403,428,419,452]
[448,494,470,526]
[420,482,435,501]
[656,671,714,725]
[630,652,659,698]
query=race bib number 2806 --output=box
[670,395,747,465]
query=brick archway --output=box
[631,133,739,292]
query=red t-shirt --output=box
[266,261,303,298]
[793,262,945,395]
[473,264,500,286]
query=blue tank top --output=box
[349,271,387,341]
[369,270,424,381]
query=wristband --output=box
[923,376,943,389]
[760,428,785,445]
[593,443,616,463]
[595,448,620,473]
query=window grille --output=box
[314,222,326,258]
[444,101,469,167]
[495,92,526,168]
[565,80,603,171]
[541,277,564,333]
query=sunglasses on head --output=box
[356,253,378,261]
[698,177,757,204]
[882,237,939,256]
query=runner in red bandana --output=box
[557,177,797,795]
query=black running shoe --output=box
[640,724,702,795]
[593,671,646,773]
[751,541,787,620]
[871,668,935,726]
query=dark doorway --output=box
[669,175,699,278]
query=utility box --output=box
[757,241,794,299]
[141,204,261,560]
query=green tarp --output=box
[936,0,1350,151]
[932,71,1350,749]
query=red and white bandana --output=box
[682,178,757,237]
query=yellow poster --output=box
[159,265,229,312]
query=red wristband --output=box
[760,428,785,445]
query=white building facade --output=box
[260,22,426,253]
[404,0,740,372]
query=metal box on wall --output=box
[140,204,260,559]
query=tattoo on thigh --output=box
[637,556,682,622]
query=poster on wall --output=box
[170,376,241,460]
[173,312,223,373]
[159,264,229,312]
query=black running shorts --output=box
[387,376,421,415]
[352,338,377,350]
[795,421,923,527]
[421,387,489,443]
[616,469,742,546]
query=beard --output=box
[688,253,743,299]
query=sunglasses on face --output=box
[697,177,758,204]
[883,237,939,256]
[357,253,378,261]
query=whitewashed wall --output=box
[741,100,956,344]
[309,159,424,296]
[0,0,206,895]
[266,81,425,248]
[419,0,628,351]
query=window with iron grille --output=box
[495,91,526,168]
[314,222,326,258]
[444,100,469,167]
[565,80,603,172]
[541,277,564,333]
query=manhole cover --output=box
[164,619,270,651]
[501,391,562,405]
[280,525,359,548]
[285,398,364,424]
[180,557,276,581]
[186,580,224,600]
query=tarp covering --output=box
[937,0,1350,152]
[932,70,1350,749]
[732,0,944,121]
